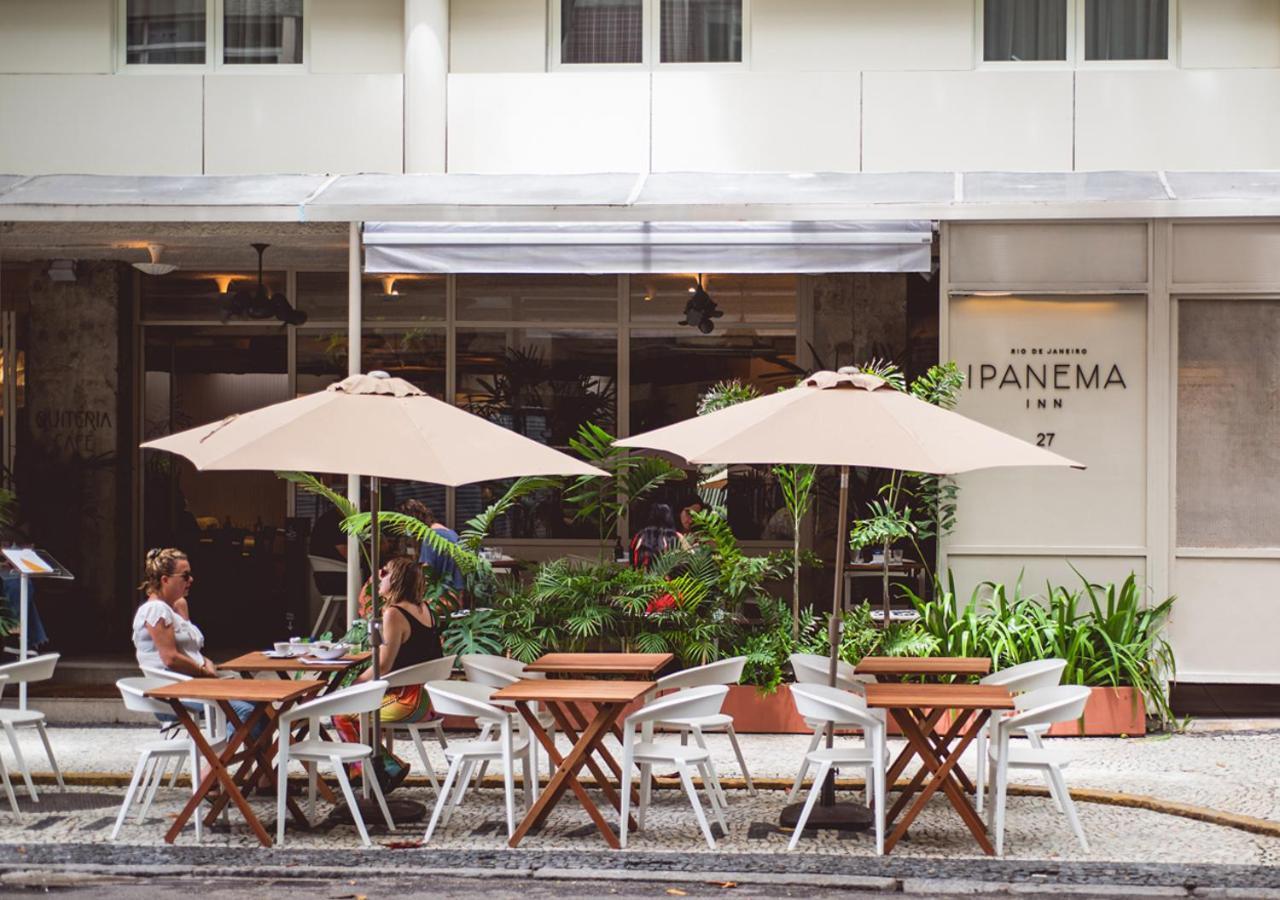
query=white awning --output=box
[362,220,933,274]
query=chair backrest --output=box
[0,652,59,685]
[790,653,860,692]
[625,685,728,728]
[384,655,456,689]
[117,676,181,717]
[790,683,881,732]
[1003,684,1092,732]
[461,654,539,688]
[308,554,347,575]
[425,679,508,723]
[982,659,1067,694]
[282,680,390,724]
[140,665,191,682]
[655,656,746,692]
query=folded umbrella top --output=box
[617,369,1084,475]
[142,372,606,485]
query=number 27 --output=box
[1036,432,1055,447]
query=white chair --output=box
[422,680,534,843]
[0,675,17,814]
[620,685,729,850]
[461,654,556,782]
[786,683,886,855]
[381,656,456,794]
[975,658,1067,813]
[787,653,882,802]
[988,684,1092,856]
[308,554,346,638]
[275,680,396,848]
[646,656,754,797]
[113,677,221,841]
[0,654,63,801]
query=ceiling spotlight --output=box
[679,276,723,334]
[379,275,400,298]
[212,274,236,294]
[224,243,307,326]
[132,243,178,277]
[46,259,77,283]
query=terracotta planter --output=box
[1046,686,1146,736]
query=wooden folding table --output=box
[221,649,372,691]
[491,678,653,849]
[854,656,991,682]
[863,682,1013,855]
[145,678,326,847]
[525,652,673,679]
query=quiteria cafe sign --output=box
[965,346,1127,448]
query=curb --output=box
[18,771,1280,842]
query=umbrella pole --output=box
[779,464,870,833]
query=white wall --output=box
[862,72,1074,172]
[204,75,404,174]
[450,0,546,73]
[0,76,203,175]
[650,72,860,172]
[447,74,650,173]
[1170,558,1280,681]
[750,0,973,71]
[1179,0,1280,68]
[1076,70,1280,170]
[310,0,404,74]
[0,0,113,74]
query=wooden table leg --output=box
[564,700,639,806]
[887,705,977,822]
[164,701,274,847]
[884,707,993,855]
[509,700,626,849]
[545,701,628,817]
[885,705,948,786]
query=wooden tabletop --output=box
[525,652,673,677]
[220,650,372,673]
[863,682,1014,711]
[854,656,991,677]
[145,678,325,704]
[492,678,655,705]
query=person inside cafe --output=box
[334,554,443,791]
[413,503,464,608]
[630,503,688,570]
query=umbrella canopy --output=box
[143,372,607,484]
[617,370,1083,472]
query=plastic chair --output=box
[381,655,455,794]
[0,654,63,800]
[422,680,534,843]
[620,685,729,849]
[461,654,556,781]
[787,653,882,802]
[113,677,221,841]
[988,684,1092,856]
[275,680,396,847]
[974,658,1067,813]
[787,683,886,854]
[647,656,754,797]
[308,554,346,638]
[0,675,18,814]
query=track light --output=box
[132,243,178,277]
[679,275,723,334]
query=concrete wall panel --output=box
[1179,0,1280,69]
[1171,222,1280,288]
[309,0,404,74]
[450,0,546,73]
[948,223,1149,287]
[0,75,203,174]
[651,72,860,172]
[0,0,112,74]
[1171,557,1280,680]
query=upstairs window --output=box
[126,0,208,65]
[556,0,745,66]
[1084,0,1168,60]
[983,0,1068,62]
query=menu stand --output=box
[1,548,74,710]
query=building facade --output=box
[1,0,1279,711]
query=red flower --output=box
[646,592,678,615]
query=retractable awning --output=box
[361,220,933,274]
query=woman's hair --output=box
[647,503,676,530]
[140,547,188,595]
[382,555,426,605]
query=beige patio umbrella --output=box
[618,369,1082,826]
[143,371,605,767]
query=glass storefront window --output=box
[560,0,644,65]
[126,0,208,65]
[456,328,617,538]
[660,0,743,63]
[223,0,303,64]
[457,274,618,324]
[630,273,796,326]
[295,272,446,324]
[1177,300,1280,548]
[141,270,286,322]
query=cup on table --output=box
[273,641,292,656]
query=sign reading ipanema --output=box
[967,349,1128,410]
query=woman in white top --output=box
[132,548,219,678]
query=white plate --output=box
[263,650,298,659]
[300,656,344,664]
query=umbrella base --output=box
[330,798,427,826]
[778,800,873,832]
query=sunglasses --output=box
[169,571,193,582]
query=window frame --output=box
[549,0,750,72]
[975,0,1177,70]
[118,0,310,75]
